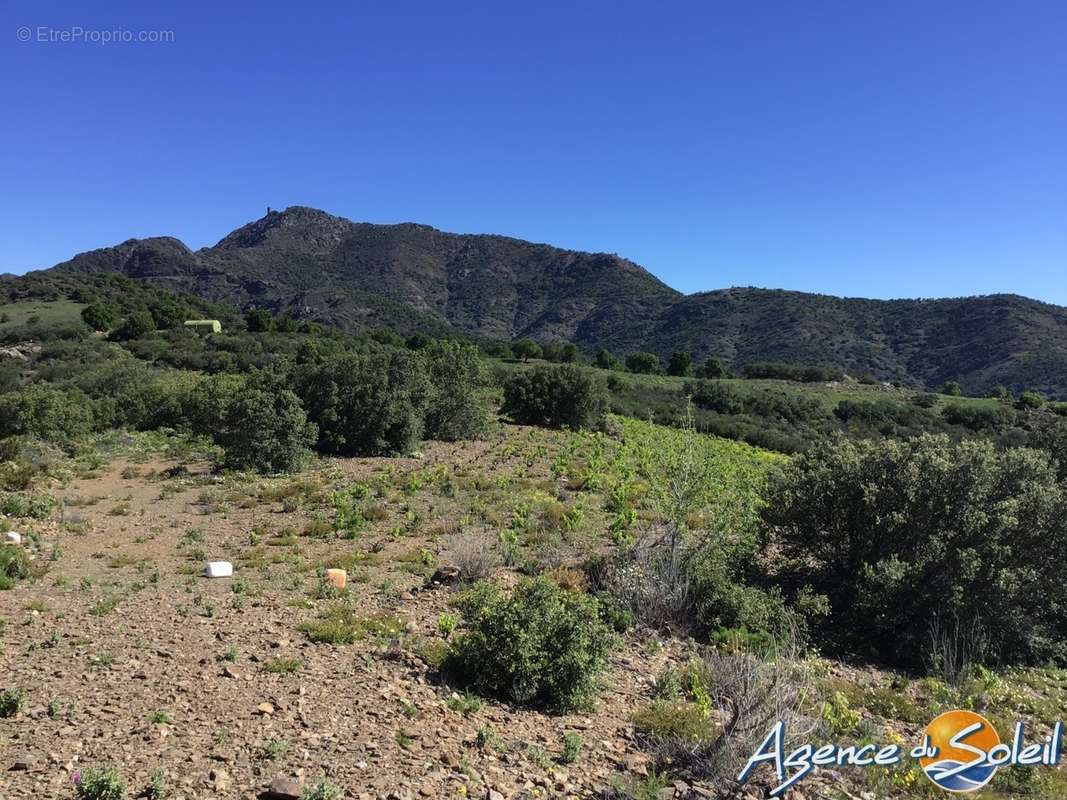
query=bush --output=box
[512,339,541,362]
[765,434,1067,666]
[697,357,729,379]
[422,341,491,441]
[110,311,155,341]
[75,766,126,800]
[1017,390,1045,410]
[741,362,844,382]
[0,546,32,589]
[81,303,117,332]
[626,352,660,374]
[0,384,96,442]
[595,349,620,370]
[941,402,1014,431]
[295,349,429,455]
[502,364,606,430]
[0,687,24,716]
[667,352,692,377]
[942,380,963,396]
[444,576,616,711]
[215,382,316,474]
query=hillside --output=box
[35,206,1067,397]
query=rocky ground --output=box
[1,432,771,800]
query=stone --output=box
[204,561,233,578]
[257,702,275,715]
[266,776,304,799]
[324,568,346,590]
[430,565,462,584]
[210,769,230,792]
[4,531,21,546]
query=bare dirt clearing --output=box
[0,431,689,800]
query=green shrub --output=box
[766,434,1067,666]
[502,364,606,430]
[81,303,118,332]
[0,546,32,589]
[422,340,491,441]
[625,352,659,374]
[296,349,428,455]
[110,311,155,341]
[0,490,56,519]
[741,362,844,382]
[942,402,1014,431]
[215,383,316,474]
[75,765,126,800]
[301,780,341,800]
[1017,391,1045,410]
[666,352,691,377]
[445,576,616,711]
[0,384,96,442]
[0,687,24,717]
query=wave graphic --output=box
[924,759,997,792]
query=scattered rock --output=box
[257,702,275,716]
[430,565,462,584]
[266,776,304,799]
[4,531,21,545]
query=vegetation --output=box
[445,575,617,711]
[75,766,127,800]
[766,434,1067,666]
[502,364,606,430]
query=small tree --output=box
[423,340,491,441]
[295,349,429,455]
[216,385,316,474]
[502,364,606,429]
[0,384,96,442]
[110,311,155,341]
[513,339,541,362]
[626,352,660,374]
[595,349,620,370]
[698,357,728,379]
[765,434,1067,666]
[941,380,962,396]
[244,309,274,332]
[81,303,117,332]
[667,351,692,377]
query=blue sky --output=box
[3,1,1065,303]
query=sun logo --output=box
[920,710,1000,792]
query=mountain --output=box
[40,206,1067,397]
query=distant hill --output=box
[36,205,1067,397]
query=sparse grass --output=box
[299,607,407,645]
[300,779,341,800]
[262,657,302,675]
[89,594,122,616]
[260,739,288,760]
[446,691,482,715]
[632,700,712,744]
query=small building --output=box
[183,319,222,335]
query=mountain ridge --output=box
[32,205,1067,397]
